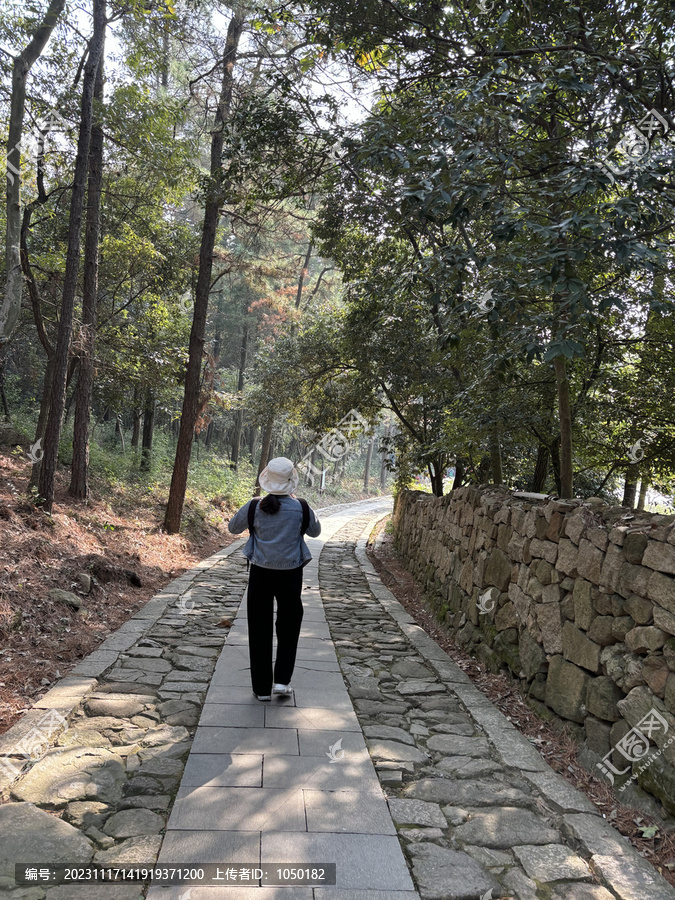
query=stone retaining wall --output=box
[393,487,675,813]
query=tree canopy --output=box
[1,0,673,521]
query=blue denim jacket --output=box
[227,496,321,570]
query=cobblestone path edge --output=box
[351,514,675,900]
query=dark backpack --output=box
[247,497,310,534]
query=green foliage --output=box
[3,0,674,519]
[292,0,675,500]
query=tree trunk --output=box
[453,458,465,490]
[530,444,550,492]
[248,425,258,458]
[287,435,301,462]
[206,292,224,452]
[0,354,10,420]
[380,425,390,489]
[363,436,374,492]
[1,0,66,346]
[637,479,648,511]
[160,18,169,89]
[131,385,142,449]
[255,417,273,496]
[429,459,444,497]
[553,356,573,498]
[140,387,155,472]
[296,242,313,309]
[231,320,248,469]
[622,471,637,508]
[164,6,246,533]
[289,241,313,338]
[64,372,77,423]
[28,355,54,491]
[477,454,491,485]
[550,437,562,496]
[27,239,78,491]
[489,432,503,485]
[69,44,105,500]
[115,413,125,453]
[38,0,106,511]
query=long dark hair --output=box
[259,494,282,514]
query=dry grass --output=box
[0,448,239,735]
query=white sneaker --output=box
[272,683,293,695]
[256,694,271,701]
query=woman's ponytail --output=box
[259,494,282,514]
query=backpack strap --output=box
[245,498,260,572]
[298,498,310,535]
[247,497,259,532]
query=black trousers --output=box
[247,564,304,695]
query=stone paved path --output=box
[146,498,411,900]
[2,498,675,900]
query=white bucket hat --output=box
[258,456,299,495]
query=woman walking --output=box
[227,457,321,700]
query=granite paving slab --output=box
[263,706,361,731]
[292,689,356,710]
[180,753,263,788]
[156,828,261,863]
[261,832,415,892]
[191,726,300,755]
[199,702,266,727]
[261,754,381,793]
[168,784,307,831]
[304,789,397,834]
